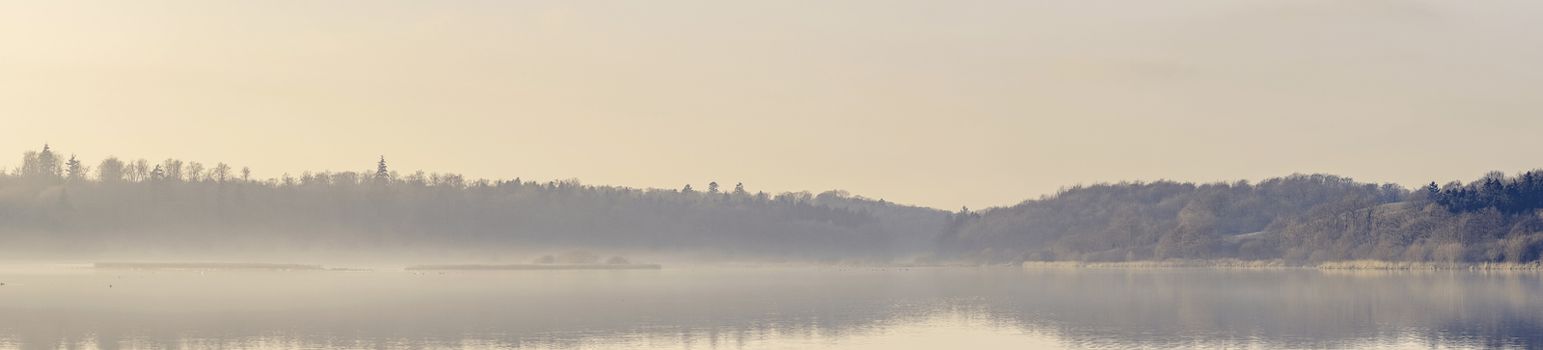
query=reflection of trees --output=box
[0,269,940,349]
[4,269,1543,349]
[977,269,1543,349]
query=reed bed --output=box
[1316,260,1543,271]
[1021,259,1290,269]
[1020,259,1543,271]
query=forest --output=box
[4,144,1543,264]
[939,172,1543,264]
[0,145,946,260]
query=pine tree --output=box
[376,156,390,181]
[708,181,720,194]
[681,184,695,193]
[733,182,747,195]
[37,144,61,178]
[65,155,84,182]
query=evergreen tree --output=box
[39,144,59,178]
[65,155,84,182]
[681,184,695,193]
[376,156,390,181]
[708,181,720,194]
[733,182,747,195]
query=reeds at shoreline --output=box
[1021,259,1290,269]
[1021,259,1543,271]
[1315,260,1543,270]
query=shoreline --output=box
[1020,259,1543,271]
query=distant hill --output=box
[938,172,1543,264]
[6,145,1542,264]
[0,146,947,260]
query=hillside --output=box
[7,145,1543,265]
[0,146,948,260]
[939,172,1543,264]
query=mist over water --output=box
[6,1,1543,349]
[2,266,1540,350]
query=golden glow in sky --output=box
[4,0,1543,209]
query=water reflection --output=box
[1,267,1540,349]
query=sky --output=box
[3,0,1543,210]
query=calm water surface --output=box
[1,265,1541,349]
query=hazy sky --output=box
[3,0,1543,209]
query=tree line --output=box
[0,145,946,260]
[1426,170,1543,215]
[938,171,1543,264]
[9,144,1543,264]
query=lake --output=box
[2,265,1541,349]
